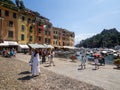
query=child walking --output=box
[49,50,55,66]
[94,56,99,70]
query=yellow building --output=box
[17,9,36,45]
[52,27,61,47]
[68,32,75,46]
[61,29,75,46]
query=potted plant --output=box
[69,55,77,62]
[114,59,120,68]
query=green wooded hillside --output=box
[77,28,120,48]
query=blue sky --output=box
[12,0,120,44]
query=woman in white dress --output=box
[31,49,40,77]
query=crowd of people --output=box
[0,47,56,77]
[29,47,109,77]
[0,48,17,57]
[0,47,116,77]
[78,55,105,70]
[78,49,105,70]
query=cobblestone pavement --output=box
[16,53,120,90]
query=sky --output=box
[12,0,120,45]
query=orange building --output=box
[52,27,75,47]
[35,15,53,45]
[0,2,18,42]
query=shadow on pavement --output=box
[18,75,32,80]
[44,65,51,67]
[78,68,83,70]
[19,71,31,75]
[113,67,120,70]
[92,68,99,70]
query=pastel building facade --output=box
[52,27,75,47]
[0,2,18,42]
[35,15,53,45]
[17,10,36,44]
[0,1,75,50]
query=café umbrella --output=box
[94,53,100,57]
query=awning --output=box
[4,41,18,46]
[54,46,62,48]
[47,45,54,48]
[28,44,45,49]
[19,45,29,49]
[0,43,9,46]
[43,44,54,48]
[0,41,18,46]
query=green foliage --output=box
[1,0,19,11]
[78,28,120,48]
[114,59,120,66]
[1,0,15,5]
[115,59,120,62]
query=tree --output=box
[77,28,120,48]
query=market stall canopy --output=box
[0,42,9,46]
[54,45,62,48]
[0,41,18,46]
[47,45,54,48]
[28,44,45,49]
[4,41,18,46]
[43,44,54,48]
[19,45,29,49]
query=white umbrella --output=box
[47,45,54,48]
[43,44,54,49]
[102,51,107,53]
[28,44,45,48]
